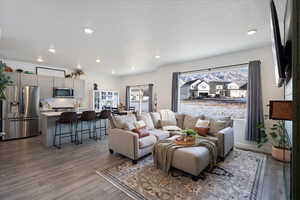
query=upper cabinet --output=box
[20,74,38,86]
[38,75,54,100]
[4,72,85,100]
[65,78,74,88]
[53,77,65,88]
[74,79,85,99]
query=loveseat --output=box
[108,110,234,163]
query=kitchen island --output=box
[41,111,107,147]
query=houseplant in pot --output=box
[257,121,291,162]
[0,61,12,100]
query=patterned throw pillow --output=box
[134,120,146,129]
[132,127,150,138]
[194,119,210,136]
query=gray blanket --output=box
[152,139,217,173]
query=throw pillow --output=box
[114,114,137,130]
[134,120,146,129]
[150,112,162,128]
[137,113,155,129]
[209,120,231,135]
[132,127,150,138]
[194,119,210,136]
[183,114,204,129]
[162,125,182,131]
[159,120,177,127]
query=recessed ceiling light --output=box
[112,70,115,74]
[131,66,135,70]
[247,29,257,35]
[48,48,56,54]
[83,27,94,35]
[155,55,160,59]
[37,57,44,63]
[96,58,101,63]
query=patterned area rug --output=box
[96,149,266,200]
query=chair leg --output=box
[104,120,107,135]
[58,124,62,149]
[70,123,73,143]
[75,122,79,145]
[53,122,57,147]
[81,121,83,144]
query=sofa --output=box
[108,110,234,163]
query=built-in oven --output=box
[53,88,74,98]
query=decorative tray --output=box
[174,136,195,146]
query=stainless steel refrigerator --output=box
[1,85,40,140]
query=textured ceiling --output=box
[0,0,285,76]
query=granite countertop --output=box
[41,110,101,117]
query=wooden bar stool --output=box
[76,111,96,144]
[53,112,77,149]
[95,110,111,140]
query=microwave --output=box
[53,88,74,98]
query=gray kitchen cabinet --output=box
[38,75,54,99]
[21,74,38,86]
[65,78,74,88]
[53,77,65,88]
[4,72,19,86]
[74,79,85,99]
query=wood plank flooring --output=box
[0,136,285,200]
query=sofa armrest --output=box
[108,128,139,160]
[216,127,234,158]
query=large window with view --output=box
[179,65,248,119]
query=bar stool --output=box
[76,111,96,144]
[95,110,112,140]
[53,112,77,149]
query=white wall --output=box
[2,59,119,107]
[119,46,284,114]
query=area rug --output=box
[96,149,266,200]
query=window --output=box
[179,66,248,119]
[216,85,223,90]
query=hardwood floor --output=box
[0,136,285,200]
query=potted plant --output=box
[0,61,12,100]
[257,121,291,162]
[182,129,197,142]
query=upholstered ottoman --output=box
[171,146,210,180]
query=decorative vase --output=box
[271,146,291,162]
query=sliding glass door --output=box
[129,85,151,113]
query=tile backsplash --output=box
[41,98,76,108]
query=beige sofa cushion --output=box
[113,114,137,130]
[205,116,232,135]
[148,129,170,140]
[139,135,157,149]
[175,113,185,129]
[150,112,161,128]
[137,113,155,129]
[183,115,204,129]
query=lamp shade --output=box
[269,100,293,120]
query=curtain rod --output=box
[179,62,250,74]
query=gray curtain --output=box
[148,84,154,112]
[245,60,264,141]
[125,86,130,111]
[171,72,180,112]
